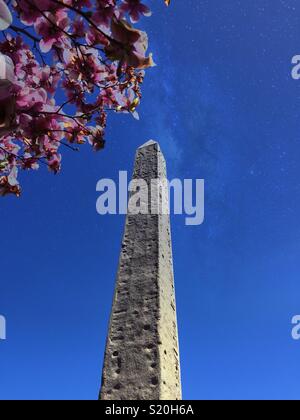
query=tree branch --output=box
[10,25,40,43]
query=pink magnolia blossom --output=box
[93,0,116,27]
[34,11,70,53]
[15,0,56,26]
[106,18,155,70]
[119,0,151,23]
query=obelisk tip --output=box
[138,140,160,149]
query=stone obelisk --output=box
[99,141,181,400]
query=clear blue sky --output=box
[1,0,300,400]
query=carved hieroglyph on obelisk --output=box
[99,141,182,400]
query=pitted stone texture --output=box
[99,141,181,400]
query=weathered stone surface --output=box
[99,141,181,400]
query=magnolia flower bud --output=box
[0,53,16,136]
[0,93,15,135]
[0,0,12,31]
[0,53,15,87]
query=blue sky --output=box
[1,0,300,400]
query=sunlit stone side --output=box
[99,141,181,400]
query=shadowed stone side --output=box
[99,141,182,400]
